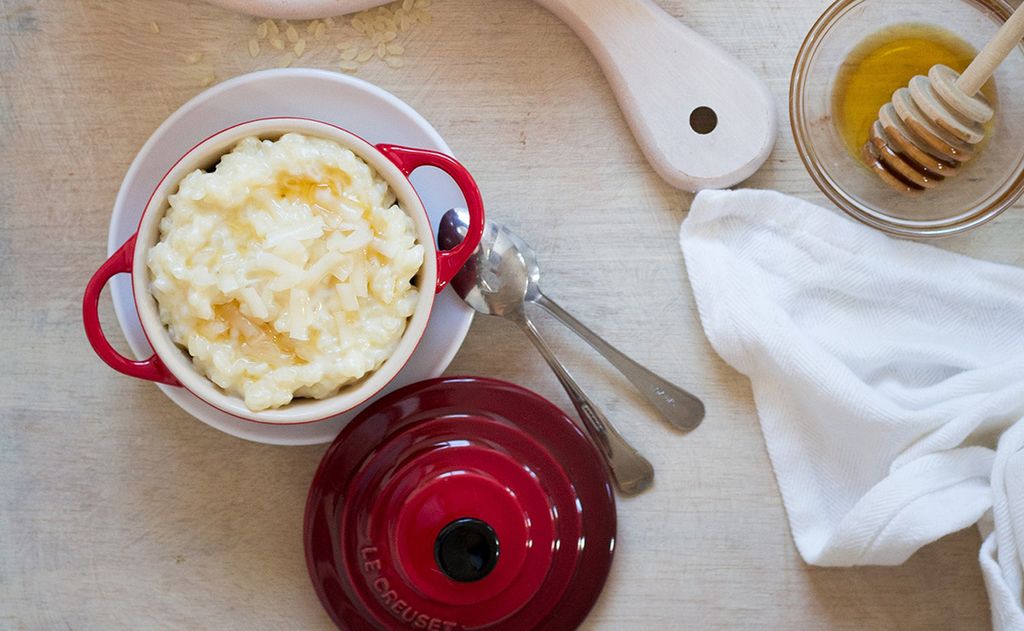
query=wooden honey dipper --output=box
[864,3,1024,193]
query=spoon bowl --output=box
[439,214,528,318]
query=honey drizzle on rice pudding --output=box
[147,133,424,411]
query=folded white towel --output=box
[680,189,1024,630]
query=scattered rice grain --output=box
[235,1,425,69]
[149,21,160,34]
[201,73,216,87]
[184,51,203,64]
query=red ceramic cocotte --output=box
[82,117,485,424]
[304,376,617,631]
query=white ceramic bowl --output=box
[84,117,484,424]
[204,0,387,19]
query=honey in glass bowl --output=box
[832,23,999,170]
[789,0,1024,238]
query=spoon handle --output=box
[515,313,654,496]
[534,294,705,431]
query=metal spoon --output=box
[439,211,654,496]
[442,208,704,432]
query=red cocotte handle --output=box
[82,235,179,386]
[377,144,485,293]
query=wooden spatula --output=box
[534,0,776,191]
[211,0,777,191]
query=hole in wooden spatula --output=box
[689,106,718,134]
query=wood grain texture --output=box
[2,0,1018,629]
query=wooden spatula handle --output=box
[534,0,777,191]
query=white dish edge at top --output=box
[204,0,388,20]
[107,68,474,446]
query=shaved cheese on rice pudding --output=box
[147,133,424,411]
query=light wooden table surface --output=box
[3,0,1019,628]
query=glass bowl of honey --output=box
[791,0,1024,237]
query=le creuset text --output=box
[361,546,460,631]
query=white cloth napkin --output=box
[680,189,1024,630]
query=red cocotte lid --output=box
[304,376,616,631]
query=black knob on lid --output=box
[434,518,499,583]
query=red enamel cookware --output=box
[304,376,617,630]
[82,117,485,425]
